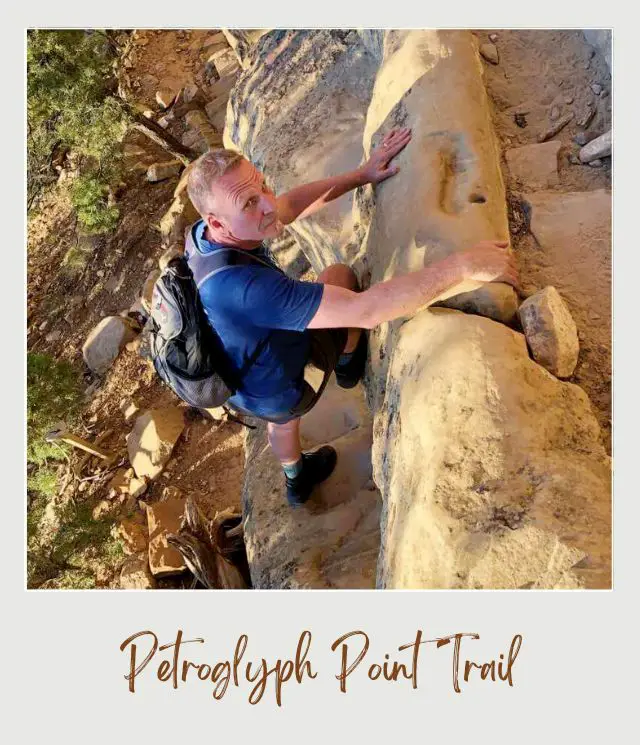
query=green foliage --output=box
[27,352,83,469]
[27,30,128,228]
[70,175,120,234]
[27,490,126,589]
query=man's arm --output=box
[276,127,412,225]
[307,241,518,330]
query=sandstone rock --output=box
[479,42,499,65]
[574,132,589,146]
[589,158,603,168]
[505,140,561,189]
[45,329,62,343]
[159,192,199,243]
[155,87,177,109]
[373,308,611,589]
[109,467,133,496]
[120,553,157,589]
[185,109,222,148]
[537,112,573,142]
[128,476,148,498]
[141,269,161,313]
[82,316,138,375]
[147,160,182,182]
[578,129,611,163]
[518,286,579,378]
[214,49,240,78]
[147,497,187,576]
[591,83,602,96]
[127,407,185,480]
[113,516,148,555]
[119,398,139,422]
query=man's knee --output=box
[316,262,358,291]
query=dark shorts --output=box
[230,328,348,425]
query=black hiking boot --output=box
[335,331,368,389]
[285,445,338,507]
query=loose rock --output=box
[155,87,177,109]
[147,497,187,576]
[590,83,602,95]
[576,104,596,129]
[518,286,579,378]
[113,517,148,555]
[537,111,573,142]
[573,132,589,146]
[479,42,499,65]
[147,160,182,182]
[578,129,611,163]
[127,407,185,480]
[128,476,148,498]
[589,159,603,168]
[82,316,138,375]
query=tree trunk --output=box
[124,103,198,166]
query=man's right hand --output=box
[457,240,520,291]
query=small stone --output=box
[128,476,148,498]
[565,96,574,104]
[147,160,183,183]
[518,286,579,378]
[599,89,609,98]
[143,257,154,270]
[45,329,62,343]
[576,104,596,129]
[537,112,574,143]
[127,406,185,480]
[120,554,156,589]
[549,106,560,121]
[578,129,611,163]
[120,398,139,422]
[38,320,48,331]
[82,316,138,375]
[489,33,498,42]
[479,42,499,65]
[568,154,581,165]
[155,87,177,109]
[590,83,602,95]
[573,132,589,146]
[147,497,187,576]
[96,270,105,278]
[109,468,133,495]
[589,159,603,168]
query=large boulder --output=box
[127,407,185,480]
[82,316,138,375]
[373,308,611,589]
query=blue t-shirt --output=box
[187,220,324,418]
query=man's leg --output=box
[268,416,336,507]
[316,263,361,353]
[267,417,301,465]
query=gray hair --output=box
[187,148,245,216]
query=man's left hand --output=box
[359,127,413,185]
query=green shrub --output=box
[70,175,120,234]
[27,30,128,223]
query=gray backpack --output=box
[149,232,274,410]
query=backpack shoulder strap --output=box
[186,227,279,290]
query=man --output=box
[186,130,518,506]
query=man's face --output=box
[207,159,283,244]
